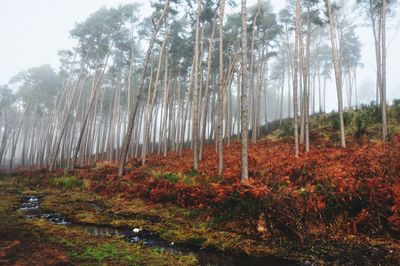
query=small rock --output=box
[132,227,142,233]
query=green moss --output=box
[27,218,197,266]
[70,243,135,263]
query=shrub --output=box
[391,99,400,121]
[279,120,294,138]
[331,111,352,131]
[355,104,380,138]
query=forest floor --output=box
[2,107,400,265]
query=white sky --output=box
[0,0,399,111]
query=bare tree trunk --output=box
[326,0,346,148]
[240,0,249,180]
[354,68,358,108]
[175,74,182,153]
[368,0,382,106]
[142,35,168,164]
[180,69,193,156]
[119,0,170,177]
[134,108,143,158]
[254,62,261,136]
[72,49,111,170]
[49,49,91,171]
[199,13,217,161]
[323,77,327,112]
[293,0,301,157]
[250,0,260,144]
[304,5,311,153]
[192,0,201,171]
[108,71,121,161]
[349,72,353,109]
[141,66,155,164]
[233,72,240,138]
[161,62,171,157]
[381,0,388,142]
[299,36,305,145]
[0,126,9,168]
[127,32,135,117]
[216,0,225,176]
[9,109,27,170]
[318,60,322,113]
[226,71,233,146]
[279,53,285,126]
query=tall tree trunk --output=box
[240,0,249,180]
[326,0,346,148]
[175,73,182,153]
[180,68,193,156]
[354,68,358,108]
[161,62,171,157]
[199,14,217,161]
[142,34,168,164]
[141,66,155,165]
[72,49,111,170]
[0,126,9,168]
[49,47,91,171]
[293,0,301,157]
[192,0,201,171]
[369,0,382,106]
[250,0,260,144]
[9,109,27,170]
[216,0,225,176]
[119,0,170,177]
[381,0,388,142]
[279,53,285,126]
[304,5,311,153]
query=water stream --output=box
[18,195,298,266]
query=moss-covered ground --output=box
[0,177,197,265]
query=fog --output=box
[1,0,399,111]
[0,0,399,170]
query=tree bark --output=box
[250,0,260,144]
[293,0,301,157]
[381,0,388,142]
[192,0,201,171]
[240,0,249,180]
[216,0,225,176]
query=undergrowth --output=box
[50,175,83,189]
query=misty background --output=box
[1,0,399,111]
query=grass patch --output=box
[50,176,83,189]
[70,243,138,264]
